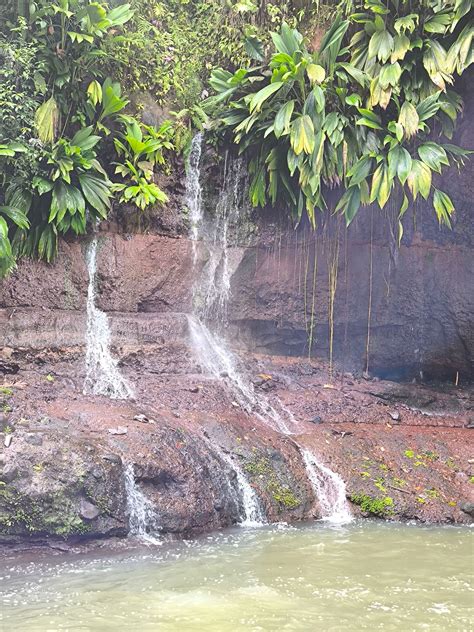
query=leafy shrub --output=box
[204,1,472,235]
[0,1,175,275]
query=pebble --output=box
[108,427,127,435]
[309,416,323,424]
[389,411,401,422]
[134,414,150,423]
[4,434,12,448]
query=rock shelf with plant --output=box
[203,0,473,236]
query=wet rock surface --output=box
[0,342,472,550]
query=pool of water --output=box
[1,522,472,631]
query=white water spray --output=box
[83,237,134,399]
[184,135,351,525]
[301,449,353,524]
[123,463,161,543]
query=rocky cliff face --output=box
[0,86,473,545]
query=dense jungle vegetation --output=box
[0,0,472,275]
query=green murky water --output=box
[1,522,472,631]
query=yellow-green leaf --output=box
[87,80,103,107]
[306,63,326,85]
[290,115,315,156]
[35,97,59,144]
[398,101,419,139]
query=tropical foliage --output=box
[0,1,173,275]
[204,0,472,234]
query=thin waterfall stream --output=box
[83,236,134,400]
[123,464,161,544]
[184,134,352,525]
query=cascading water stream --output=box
[123,464,161,544]
[83,236,134,399]
[301,449,353,525]
[185,132,203,263]
[185,134,352,525]
[208,442,264,527]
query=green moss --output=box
[266,481,301,509]
[244,457,272,476]
[350,493,394,517]
[244,453,300,511]
[0,487,91,537]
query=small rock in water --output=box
[173,412,181,418]
[4,434,12,448]
[108,426,128,435]
[309,416,323,424]
[231,401,240,408]
[189,386,201,393]
[389,411,401,422]
[79,499,100,520]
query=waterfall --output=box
[83,237,134,399]
[185,132,203,262]
[123,464,161,543]
[211,443,264,527]
[185,134,351,525]
[301,449,353,525]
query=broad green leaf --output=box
[347,156,372,187]
[388,146,412,184]
[35,97,59,144]
[418,142,449,173]
[319,19,350,55]
[379,62,401,89]
[335,186,361,226]
[290,115,315,155]
[391,34,410,63]
[313,86,325,112]
[368,30,394,63]
[274,100,295,138]
[356,117,383,130]
[407,159,432,200]
[249,82,284,113]
[433,189,454,227]
[245,36,264,61]
[416,92,441,121]
[0,206,30,230]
